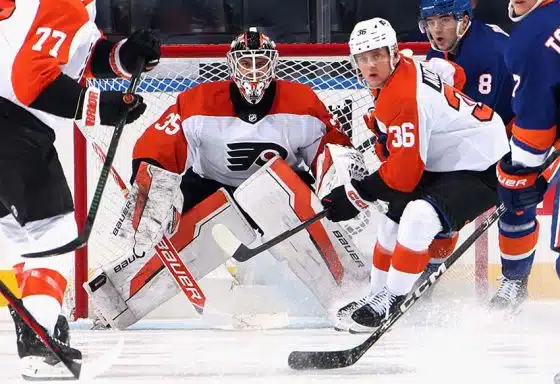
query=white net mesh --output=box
[67,43,487,320]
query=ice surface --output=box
[1,301,558,383]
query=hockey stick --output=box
[90,142,206,314]
[212,210,327,262]
[0,280,81,379]
[22,60,145,258]
[288,150,560,370]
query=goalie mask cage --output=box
[71,42,489,321]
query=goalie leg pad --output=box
[83,271,136,329]
[85,188,255,329]
[234,156,370,309]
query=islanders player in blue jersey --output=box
[420,0,514,125]
[417,0,515,304]
[494,0,560,312]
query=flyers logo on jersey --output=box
[226,142,288,171]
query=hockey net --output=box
[69,42,488,322]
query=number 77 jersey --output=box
[366,55,510,193]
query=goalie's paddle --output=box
[22,59,145,258]
[212,210,327,261]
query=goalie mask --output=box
[227,27,279,105]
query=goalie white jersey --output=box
[133,79,350,186]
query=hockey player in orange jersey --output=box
[83,28,373,331]
[0,0,159,379]
[321,17,510,333]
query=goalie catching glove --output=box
[119,162,183,256]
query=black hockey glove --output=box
[321,183,369,222]
[99,91,146,126]
[120,29,161,73]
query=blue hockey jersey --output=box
[428,20,514,126]
[505,0,560,167]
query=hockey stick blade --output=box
[288,150,560,370]
[0,280,81,379]
[212,210,327,262]
[288,204,505,370]
[22,60,145,258]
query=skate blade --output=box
[348,323,380,334]
[21,356,82,381]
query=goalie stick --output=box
[0,280,81,379]
[90,142,206,314]
[288,149,560,371]
[212,210,327,262]
[22,59,145,259]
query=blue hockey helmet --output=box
[419,0,473,21]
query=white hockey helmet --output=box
[508,0,545,22]
[349,18,399,70]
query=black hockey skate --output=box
[349,288,406,333]
[334,293,372,332]
[489,276,528,313]
[9,305,82,380]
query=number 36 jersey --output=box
[0,0,101,130]
[366,55,510,193]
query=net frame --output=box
[71,42,488,320]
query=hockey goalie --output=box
[84,28,376,329]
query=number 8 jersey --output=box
[365,55,510,193]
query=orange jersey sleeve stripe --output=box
[512,123,557,152]
[11,0,90,105]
